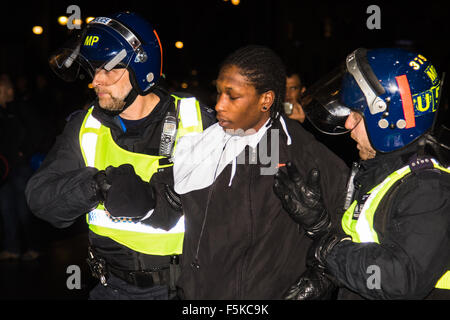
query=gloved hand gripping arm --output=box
[284,232,351,300]
[273,161,351,299]
[94,164,156,219]
[273,162,331,238]
[137,167,184,230]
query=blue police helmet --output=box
[51,12,163,95]
[341,48,440,153]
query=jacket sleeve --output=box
[326,170,450,299]
[25,111,100,228]
[291,125,350,231]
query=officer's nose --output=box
[345,111,362,131]
[344,114,353,130]
[92,69,106,87]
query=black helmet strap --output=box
[122,86,139,110]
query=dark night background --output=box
[0,0,449,300]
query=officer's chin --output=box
[96,99,126,117]
[98,97,125,112]
[359,149,376,161]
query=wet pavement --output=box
[0,218,96,300]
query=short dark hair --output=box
[219,45,286,122]
[286,72,303,88]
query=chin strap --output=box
[96,87,140,117]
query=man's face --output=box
[285,74,306,122]
[92,68,133,112]
[0,84,13,106]
[215,64,271,133]
[0,86,6,105]
[285,74,302,104]
[345,111,376,160]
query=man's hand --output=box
[308,232,351,269]
[93,169,110,202]
[274,162,331,238]
[284,232,351,300]
[287,101,306,123]
[96,164,155,219]
[284,266,336,300]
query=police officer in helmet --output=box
[274,48,450,299]
[26,12,215,299]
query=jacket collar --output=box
[355,142,419,195]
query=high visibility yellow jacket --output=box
[80,95,204,255]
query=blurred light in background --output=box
[32,26,44,35]
[58,16,68,26]
[175,41,184,49]
[73,19,83,27]
[231,0,240,5]
[86,17,95,23]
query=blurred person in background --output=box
[284,69,358,166]
[0,74,42,261]
[284,71,306,123]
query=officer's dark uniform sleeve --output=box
[25,111,100,228]
[326,171,450,299]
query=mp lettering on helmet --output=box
[84,35,100,47]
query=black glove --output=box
[284,266,337,300]
[92,169,110,203]
[274,162,331,238]
[284,232,350,300]
[141,183,183,230]
[307,232,350,269]
[98,164,155,219]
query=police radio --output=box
[159,112,177,157]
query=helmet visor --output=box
[301,64,362,135]
[49,25,134,85]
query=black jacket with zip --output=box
[177,117,349,299]
[25,89,216,270]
